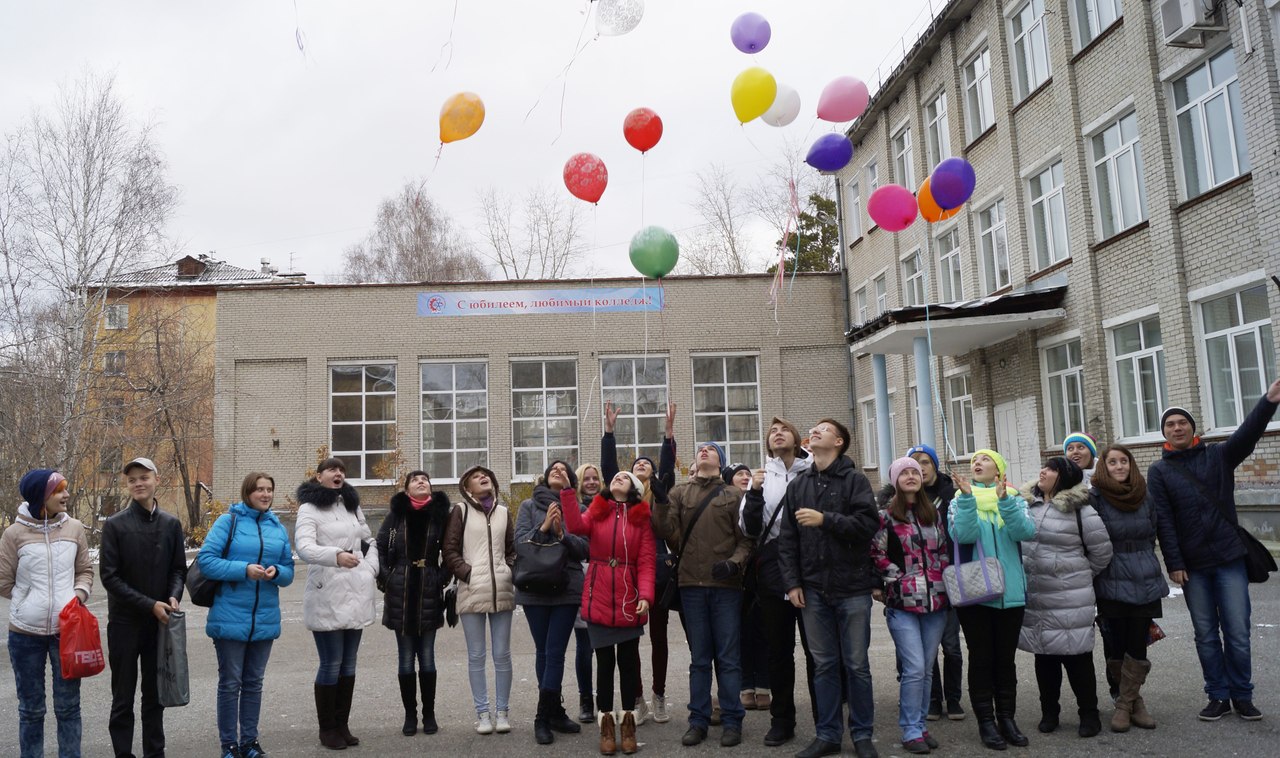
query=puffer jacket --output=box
[1017,480,1113,656]
[740,452,812,596]
[948,482,1036,609]
[560,488,655,627]
[776,455,880,600]
[442,497,516,615]
[376,491,452,634]
[513,485,588,606]
[1090,489,1169,607]
[100,499,187,624]
[198,501,295,642]
[870,508,950,613]
[295,481,380,631]
[655,472,752,589]
[0,505,94,635]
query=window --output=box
[331,364,397,481]
[948,373,976,456]
[512,360,579,478]
[104,303,128,330]
[845,178,863,240]
[964,48,995,139]
[104,351,126,376]
[1092,112,1148,237]
[1029,162,1069,269]
[979,200,1010,293]
[99,447,123,474]
[1201,285,1275,428]
[1111,317,1167,437]
[601,357,668,466]
[866,161,879,194]
[937,228,964,302]
[1174,48,1249,197]
[902,250,927,307]
[692,356,761,465]
[925,92,951,171]
[1012,0,1051,100]
[861,399,879,466]
[1074,0,1121,48]
[855,287,869,324]
[874,275,888,315]
[420,362,488,481]
[893,126,914,186]
[1043,340,1085,445]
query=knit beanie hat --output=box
[905,444,939,471]
[972,448,1007,478]
[1062,432,1098,459]
[889,457,923,489]
[1160,407,1196,434]
[542,459,578,489]
[632,455,657,473]
[697,441,727,469]
[1044,456,1084,493]
[610,470,645,502]
[19,469,64,519]
[722,463,751,485]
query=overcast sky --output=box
[1,0,939,283]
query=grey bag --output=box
[942,535,1005,607]
[156,610,190,707]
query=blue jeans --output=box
[460,611,513,714]
[1184,557,1253,700]
[395,630,438,675]
[801,590,875,743]
[680,587,744,729]
[212,638,273,749]
[885,608,947,742]
[312,629,361,685]
[523,603,578,691]
[9,631,81,758]
[574,626,594,697]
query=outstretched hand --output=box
[665,402,677,437]
[604,402,620,434]
[1267,377,1280,404]
[953,474,972,495]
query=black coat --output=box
[376,491,452,634]
[99,500,187,624]
[777,455,880,600]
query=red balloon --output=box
[623,107,663,153]
[564,152,608,204]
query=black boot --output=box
[973,700,1006,751]
[995,683,1028,747]
[419,671,438,734]
[997,716,1029,747]
[579,693,595,723]
[1078,709,1102,738]
[315,683,347,750]
[1037,704,1059,734]
[335,675,359,746]
[534,689,555,745]
[547,689,582,734]
[398,673,418,736]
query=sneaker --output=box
[794,737,842,758]
[475,711,494,734]
[763,723,794,747]
[681,725,708,746]
[926,700,942,721]
[853,738,880,758]
[721,727,743,747]
[902,738,930,755]
[495,710,511,733]
[239,741,267,758]
[653,693,670,723]
[220,746,243,758]
[1232,699,1263,721]
[635,697,651,726]
[922,731,939,749]
[1199,699,1232,721]
[946,700,966,720]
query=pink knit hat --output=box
[889,456,923,489]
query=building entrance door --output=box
[994,397,1038,486]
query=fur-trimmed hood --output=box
[1020,479,1091,513]
[296,479,360,512]
[586,494,651,526]
[389,490,452,524]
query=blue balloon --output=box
[930,157,977,210]
[805,133,854,172]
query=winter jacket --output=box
[603,432,677,568]
[99,499,187,624]
[870,508,950,613]
[1150,395,1279,573]
[376,491,452,634]
[740,452,812,596]
[560,488,656,628]
[776,455,880,600]
[513,485,588,606]
[947,483,1035,609]
[876,471,957,539]
[655,472,752,589]
[1017,481,1113,656]
[198,502,295,642]
[294,481,380,632]
[0,505,93,635]
[442,497,516,615]
[1090,489,1169,607]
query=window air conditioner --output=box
[1159,0,1227,48]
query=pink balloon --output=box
[867,184,918,232]
[817,76,869,123]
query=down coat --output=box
[442,496,516,615]
[560,488,655,628]
[1017,480,1113,656]
[0,505,94,635]
[198,501,296,642]
[1090,488,1169,607]
[295,481,380,631]
[376,490,452,634]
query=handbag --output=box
[443,578,459,627]
[1165,459,1277,583]
[1147,620,1166,645]
[186,513,238,608]
[156,610,190,707]
[942,532,1006,607]
[513,533,569,595]
[58,597,105,679]
[657,485,725,612]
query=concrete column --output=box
[913,336,936,450]
[872,353,893,474]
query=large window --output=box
[1043,340,1085,445]
[1174,48,1249,198]
[331,364,397,481]
[1111,317,1166,437]
[925,92,951,171]
[937,228,964,302]
[602,357,668,466]
[1092,112,1147,238]
[420,362,487,481]
[104,303,129,330]
[845,177,863,240]
[893,126,914,186]
[512,360,579,478]
[964,48,995,140]
[692,355,761,465]
[948,373,976,456]
[1012,0,1051,100]
[1074,0,1121,48]
[1029,162,1069,270]
[874,275,888,315]
[979,200,1010,294]
[902,250,927,307]
[1202,284,1275,428]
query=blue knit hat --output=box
[19,469,61,520]
[905,444,940,471]
[697,441,727,469]
[1062,432,1097,459]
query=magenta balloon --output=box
[730,12,771,54]
[867,184,918,232]
[817,76,869,122]
[930,157,977,210]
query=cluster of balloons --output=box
[867,157,977,232]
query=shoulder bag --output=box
[657,485,724,612]
[942,529,1005,607]
[186,513,238,608]
[513,503,570,595]
[1163,459,1276,583]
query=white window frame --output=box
[1091,111,1148,238]
[1195,283,1276,430]
[1172,47,1250,199]
[978,199,1011,294]
[892,123,914,186]
[1072,0,1121,50]
[924,91,951,171]
[845,177,863,240]
[964,48,995,140]
[947,372,976,456]
[874,274,888,315]
[600,355,669,468]
[419,361,488,483]
[1039,337,1086,446]
[902,249,927,307]
[1011,0,1052,101]
[691,353,763,466]
[511,358,580,481]
[330,362,398,484]
[1028,160,1069,270]
[1105,314,1168,441]
[856,286,869,324]
[860,398,879,468]
[936,226,964,303]
[103,303,129,330]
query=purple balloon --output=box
[930,157,977,210]
[730,12,771,54]
[805,133,854,173]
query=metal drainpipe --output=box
[833,176,858,434]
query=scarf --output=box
[971,481,1004,527]
[480,495,495,515]
[1092,463,1148,513]
[408,494,431,510]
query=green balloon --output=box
[628,226,679,278]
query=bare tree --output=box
[342,180,489,283]
[677,163,754,275]
[747,138,832,251]
[477,184,586,279]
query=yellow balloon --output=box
[730,67,777,124]
[440,92,485,144]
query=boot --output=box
[314,683,347,750]
[535,689,555,745]
[973,701,1006,751]
[1038,704,1059,733]
[1078,709,1102,737]
[1121,656,1156,729]
[547,689,582,734]
[398,673,418,736]
[599,711,617,755]
[335,675,359,746]
[997,716,1029,747]
[619,711,637,754]
[580,693,596,723]
[419,671,438,734]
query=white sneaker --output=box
[475,711,494,735]
[635,697,651,726]
[653,693,670,723]
[495,709,511,733]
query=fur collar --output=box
[587,494,651,526]
[1020,479,1091,513]
[389,490,451,523]
[296,480,360,512]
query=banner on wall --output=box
[417,287,663,316]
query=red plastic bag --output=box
[59,597,105,679]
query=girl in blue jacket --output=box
[198,472,296,758]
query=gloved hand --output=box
[711,560,740,581]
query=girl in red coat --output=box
[560,471,656,756]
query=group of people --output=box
[2,378,1277,758]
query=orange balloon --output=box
[918,177,961,223]
[440,92,485,144]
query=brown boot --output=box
[620,711,638,754]
[1123,656,1156,729]
[599,711,617,755]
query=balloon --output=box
[629,226,679,278]
[730,12,771,53]
[623,107,663,153]
[596,0,644,36]
[867,184,918,232]
[730,67,777,124]
[805,133,854,172]
[439,92,485,144]
[817,76,870,123]
[930,157,977,210]
[762,83,800,127]
[918,177,962,223]
[563,153,608,204]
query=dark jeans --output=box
[108,619,165,758]
[740,590,770,691]
[212,639,273,749]
[596,638,642,712]
[956,605,1025,719]
[930,608,963,707]
[1184,557,1253,700]
[1034,653,1098,717]
[680,586,744,729]
[395,630,438,675]
[758,589,818,729]
[523,603,578,692]
[312,629,361,685]
[9,630,81,758]
[574,626,593,697]
[801,590,875,744]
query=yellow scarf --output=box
[972,481,1004,527]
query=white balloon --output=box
[596,0,644,37]
[762,83,801,127]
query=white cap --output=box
[122,457,158,475]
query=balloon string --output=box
[429,0,459,73]
[640,153,646,227]
[524,3,594,134]
[642,277,650,360]
[801,116,820,144]
[740,124,768,159]
[428,144,444,179]
[293,0,308,61]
